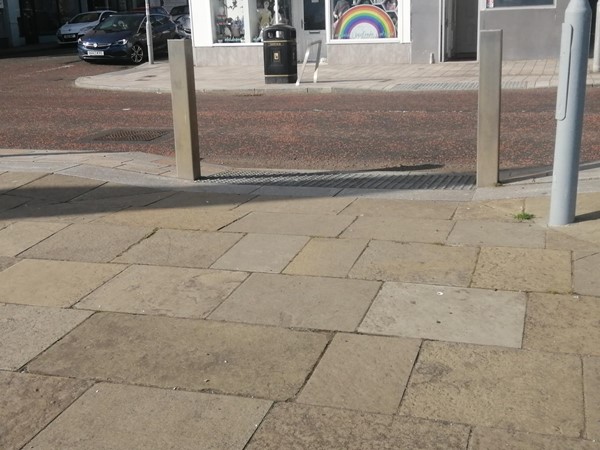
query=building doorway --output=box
[441,0,477,61]
[292,0,326,61]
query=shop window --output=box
[332,0,398,40]
[486,0,554,7]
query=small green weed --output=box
[514,211,535,221]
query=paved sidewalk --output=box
[75,58,600,94]
[1,148,600,449]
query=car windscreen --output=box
[96,15,143,32]
[70,12,101,24]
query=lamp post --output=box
[145,0,154,64]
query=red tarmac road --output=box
[1,50,600,172]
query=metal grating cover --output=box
[202,169,475,191]
[90,129,171,142]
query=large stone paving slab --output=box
[297,333,420,414]
[246,403,470,450]
[452,199,525,221]
[400,341,584,437]
[27,313,328,401]
[209,273,380,331]
[0,371,92,450]
[584,357,600,441]
[98,206,247,231]
[341,216,453,244]
[69,182,173,203]
[339,198,458,219]
[19,223,152,262]
[0,199,132,223]
[0,221,67,256]
[23,383,272,450]
[0,259,125,308]
[469,426,600,450]
[235,195,354,214]
[359,282,526,348]
[349,240,479,287]
[283,238,368,278]
[113,229,243,268]
[447,220,546,248]
[524,293,600,356]
[75,265,248,319]
[143,190,254,210]
[0,194,27,211]
[211,233,309,273]
[574,252,600,296]
[0,171,46,194]
[0,256,18,271]
[471,247,572,293]
[0,302,93,369]
[222,211,355,237]
[8,174,104,202]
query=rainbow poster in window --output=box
[333,4,397,39]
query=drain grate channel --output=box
[201,169,475,191]
[89,129,171,142]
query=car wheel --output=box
[130,43,145,64]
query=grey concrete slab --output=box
[471,247,572,293]
[27,312,328,401]
[251,185,342,197]
[349,240,479,287]
[447,220,546,248]
[283,237,368,278]
[8,173,105,202]
[452,199,525,221]
[584,356,600,441]
[340,198,459,219]
[98,206,246,231]
[546,230,600,253]
[0,171,46,194]
[359,282,526,348]
[469,427,600,449]
[337,188,475,202]
[574,252,600,296]
[0,371,92,450]
[247,403,470,450]
[524,293,600,356]
[75,265,248,319]
[23,383,271,450]
[113,229,243,268]
[19,223,152,262]
[222,211,355,237]
[211,234,309,273]
[0,199,129,223]
[0,259,125,308]
[0,221,67,256]
[209,273,380,331]
[0,302,93,370]
[0,194,28,211]
[147,190,255,210]
[235,195,354,214]
[0,256,17,271]
[70,182,174,204]
[341,216,453,244]
[297,333,420,414]
[400,341,584,437]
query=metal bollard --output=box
[477,30,503,188]
[549,0,591,226]
[168,39,201,181]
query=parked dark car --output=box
[170,5,189,21]
[131,6,170,16]
[174,14,190,39]
[77,13,178,65]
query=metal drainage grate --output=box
[201,169,476,191]
[391,80,528,91]
[88,129,172,142]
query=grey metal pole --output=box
[168,39,201,180]
[145,0,154,64]
[477,30,503,188]
[594,7,600,72]
[549,0,591,226]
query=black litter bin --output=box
[262,24,297,84]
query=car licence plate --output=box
[87,50,104,56]
[64,34,76,39]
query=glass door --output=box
[293,0,326,61]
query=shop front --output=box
[192,0,587,67]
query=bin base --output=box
[265,75,298,84]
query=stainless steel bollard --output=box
[549,0,591,226]
[168,39,201,181]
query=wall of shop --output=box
[480,2,567,60]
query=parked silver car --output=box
[175,14,191,39]
[56,10,115,44]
